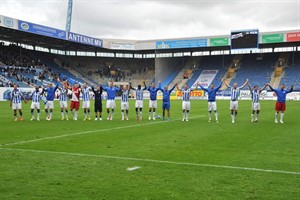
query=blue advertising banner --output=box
[156,39,207,49]
[67,32,102,48]
[18,20,66,40]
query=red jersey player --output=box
[68,83,81,120]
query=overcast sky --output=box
[0,0,299,40]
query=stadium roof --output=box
[0,14,300,53]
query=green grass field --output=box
[0,99,299,200]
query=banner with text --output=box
[156,39,207,49]
[0,87,35,101]
[176,90,205,100]
[67,32,102,48]
[210,37,229,46]
[192,70,219,88]
[286,32,300,42]
[18,20,66,40]
[262,33,284,43]
[0,15,18,30]
[110,41,134,50]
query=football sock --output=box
[280,113,284,121]
[215,111,218,121]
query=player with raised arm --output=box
[29,85,44,121]
[176,82,198,122]
[130,81,147,121]
[247,82,267,122]
[121,84,130,121]
[91,84,103,121]
[223,79,248,123]
[43,79,60,121]
[161,83,177,121]
[68,83,81,121]
[267,83,293,123]
[81,82,92,121]
[147,81,161,120]
[103,81,121,120]
[199,79,223,123]
[10,84,27,121]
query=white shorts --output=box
[208,101,217,111]
[182,101,191,110]
[135,100,143,108]
[106,100,116,109]
[45,101,54,109]
[121,102,129,110]
[149,100,157,109]
[230,100,238,110]
[12,103,22,110]
[60,101,68,109]
[82,101,90,109]
[252,102,260,111]
[31,102,40,109]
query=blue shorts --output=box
[162,102,170,110]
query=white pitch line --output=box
[0,115,205,147]
[0,147,299,175]
[126,166,141,171]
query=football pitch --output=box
[0,100,299,200]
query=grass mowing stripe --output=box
[1,147,299,175]
[0,115,205,147]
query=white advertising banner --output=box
[239,90,267,100]
[0,87,35,101]
[110,41,135,50]
[0,15,18,30]
[192,70,218,88]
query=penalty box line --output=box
[0,115,206,147]
[0,147,299,175]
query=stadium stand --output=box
[0,42,299,91]
[281,51,300,90]
[230,53,277,87]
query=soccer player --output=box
[103,81,121,120]
[161,83,177,121]
[81,82,92,121]
[223,79,248,123]
[29,86,44,121]
[121,84,130,120]
[91,84,103,121]
[147,81,161,120]
[58,82,69,120]
[267,83,293,123]
[176,82,198,122]
[247,82,267,122]
[199,80,223,123]
[69,83,81,121]
[43,79,60,121]
[10,84,27,121]
[130,81,147,120]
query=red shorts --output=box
[70,101,80,110]
[275,102,286,112]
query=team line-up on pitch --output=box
[10,78,293,124]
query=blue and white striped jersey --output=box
[135,89,144,101]
[31,90,43,103]
[230,87,241,101]
[121,89,129,102]
[82,87,91,101]
[11,89,24,104]
[181,89,191,101]
[251,90,260,103]
[59,88,68,101]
